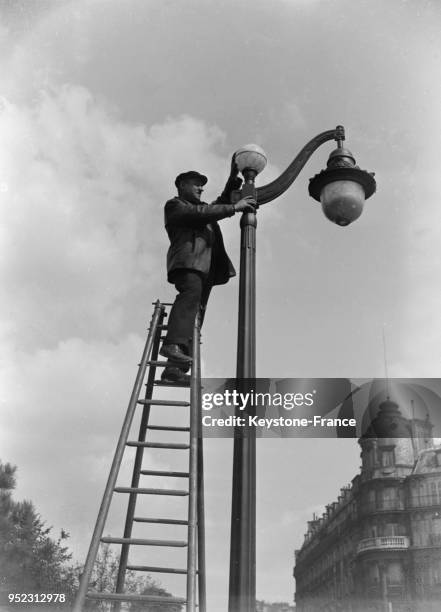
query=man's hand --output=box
[233,196,257,213]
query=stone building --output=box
[294,391,441,612]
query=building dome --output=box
[358,380,441,438]
[362,398,411,438]
[378,398,401,414]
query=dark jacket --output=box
[164,197,236,285]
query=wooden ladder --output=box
[73,300,206,611]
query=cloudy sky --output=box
[1,0,441,609]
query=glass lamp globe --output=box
[320,180,365,227]
[234,144,267,175]
[309,146,376,227]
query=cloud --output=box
[3,2,441,607]
[0,83,265,566]
[0,86,249,352]
[0,329,202,558]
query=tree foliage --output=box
[0,460,77,608]
[86,543,183,612]
[131,583,184,612]
[0,460,183,611]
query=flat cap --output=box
[175,171,208,188]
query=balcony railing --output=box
[408,495,441,509]
[361,500,405,513]
[357,536,410,553]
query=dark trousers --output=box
[164,269,213,351]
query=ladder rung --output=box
[127,565,187,574]
[126,441,190,449]
[140,469,189,477]
[137,398,190,406]
[147,360,176,367]
[153,301,174,306]
[86,591,186,604]
[101,537,187,547]
[154,379,190,388]
[133,517,189,525]
[115,487,188,496]
[147,425,190,432]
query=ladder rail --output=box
[113,305,165,608]
[72,300,165,612]
[186,311,206,612]
[186,313,200,612]
[197,384,207,612]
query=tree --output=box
[85,543,183,612]
[131,584,184,612]
[0,460,77,608]
[0,461,182,611]
[0,462,17,597]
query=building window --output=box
[387,562,404,585]
[430,516,441,546]
[385,522,400,537]
[430,481,439,504]
[366,562,379,586]
[432,559,441,585]
[382,487,397,510]
[380,448,395,467]
[367,489,376,510]
[429,480,441,505]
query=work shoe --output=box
[178,361,191,374]
[159,343,193,364]
[161,367,191,385]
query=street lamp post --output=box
[228,165,260,612]
[228,125,376,612]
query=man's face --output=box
[178,178,204,203]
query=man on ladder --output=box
[160,159,256,384]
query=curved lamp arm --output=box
[256,127,342,205]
